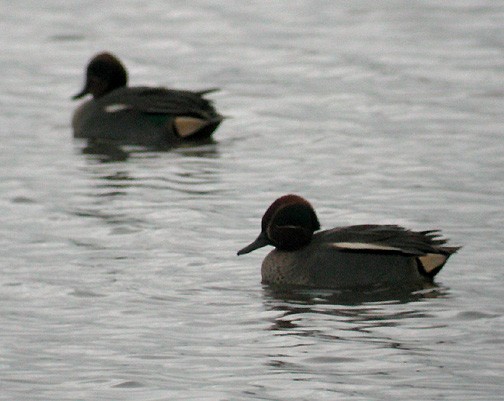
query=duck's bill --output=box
[72,83,89,100]
[237,232,269,255]
[72,88,88,100]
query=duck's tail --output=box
[196,88,220,96]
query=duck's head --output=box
[73,52,128,100]
[237,194,321,255]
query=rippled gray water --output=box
[1,1,503,400]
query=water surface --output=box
[0,1,503,400]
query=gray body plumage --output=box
[72,86,222,146]
[261,225,458,288]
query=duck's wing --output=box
[320,224,461,277]
[320,225,460,256]
[104,86,222,119]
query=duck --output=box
[72,52,223,147]
[237,194,460,288]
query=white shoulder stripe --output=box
[105,104,131,113]
[330,242,403,252]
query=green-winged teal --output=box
[238,194,460,288]
[72,52,223,146]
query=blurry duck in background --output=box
[238,194,460,289]
[72,52,223,148]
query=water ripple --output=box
[0,1,503,400]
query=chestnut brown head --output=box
[73,52,128,99]
[237,194,320,255]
